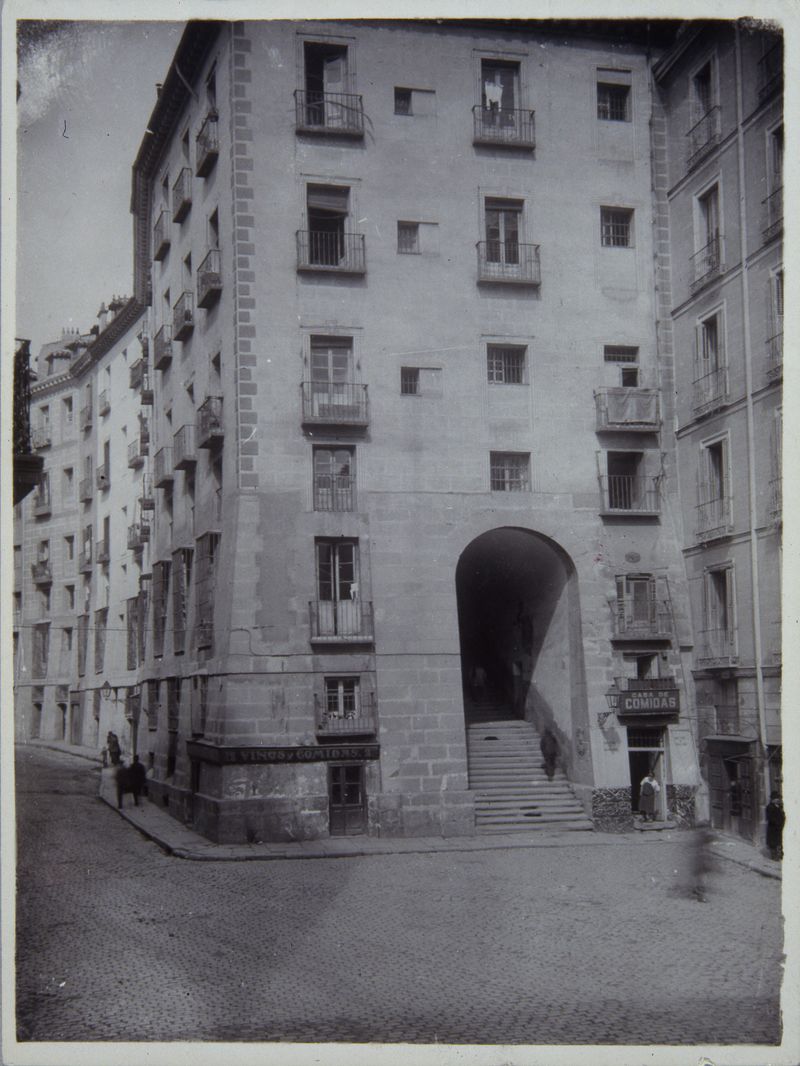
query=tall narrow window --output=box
[615,574,658,636]
[306,184,350,266]
[481,59,519,118]
[693,62,713,118]
[703,565,736,660]
[397,222,420,254]
[694,311,726,412]
[309,336,354,412]
[313,447,354,511]
[697,438,731,538]
[400,367,420,395]
[394,87,412,115]
[172,548,192,655]
[485,199,521,265]
[601,207,633,247]
[315,539,362,637]
[304,42,350,128]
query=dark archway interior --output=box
[456,528,571,724]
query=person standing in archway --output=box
[639,769,660,822]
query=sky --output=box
[15,20,183,356]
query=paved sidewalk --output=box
[22,739,783,878]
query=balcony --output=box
[196,110,219,176]
[140,474,155,511]
[127,437,149,468]
[757,42,783,101]
[127,522,151,551]
[595,388,659,433]
[766,331,782,382]
[172,167,192,223]
[599,475,661,516]
[309,599,374,643]
[129,358,144,389]
[769,476,782,527]
[314,473,355,512]
[697,628,738,668]
[613,677,680,719]
[690,235,723,293]
[695,495,733,543]
[296,230,366,274]
[301,382,369,427]
[762,186,783,242]
[79,476,93,502]
[80,403,93,431]
[173,425,196,470]
[33,487,51,517]
[140,372,154,405]
[197,396,223,448]
[153,210,171,261]
[686,106,720,168]
[96,538,110,564]
[79,548,93,573]
[154,446,174,487]
[96,464,110,491]
[611,601,671,642]
[98,389,110,416]
[197,248,222,309]
[31,560,52,585]
[172,291,194,341]
[472,105,535,148]
[315,692,377,736]
[692,365,728,416]
[153,325,172,370]
[294,90,365,137]
[31,427,51,450]
[476,241,541,286]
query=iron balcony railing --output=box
[33,486,51,516]
[153,209,171,261]
[79,476,93,502]
[757,41,783,100]
[96,463,110,491]
[140,372,154,405]
[614,677,678,692]
[31,560,52,584]
[98,389,110,416]
[196,619,214,650]
[294,90,365,136]
[476,241,541,285]
[315,692,377,736]
[172,166,192,223]
[138,332,150,359]
[762,186,783,241]
[153,325,172,370]
[610,599,672,640]
[80,403,93,431]
[197,248,222,309]
[154,446,174,487]
[96,538,110,564]
[173,424,196,470]
[197,396,223,448]
[695,494,733,542]
[172,291,194,342]
[686,106,720,166]
[766,329,782,381]
[594,388,660,432]
[472,105,536,148]
[314,474,355,512]
[127,437,149,468]
[690,234,723,292]
[301,381,369,426]
[296,230,366,274]
[600,475,661,515]
[140,474,155,511]
[129,358,144,389]
[31,427,51,449]
[127,522,151,551]
[196,110,219,176]
[692,365,728,415]
[79,548,93,573]
[698,628,737,667]
[769,475,782,525]
[309,599,374,642]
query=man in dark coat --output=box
[115,755,147,809]
[765,791,785,860]
[540,728,559,780]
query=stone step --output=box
[476,820,594,834]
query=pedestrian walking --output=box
[129,755,147,805]
[106,731,121,767]
[765,791,785,860]
[639,769,660,821]
[540,728,559,780]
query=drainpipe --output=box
[733,26,768,787]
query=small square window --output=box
[488,345,526,384]
[394,88,412,115]
[597,83,630,121]
[490,452,530,492]
[397,222,420,254]
[401,367,420,395]
[621,367,639,388]
[601,208,633,248]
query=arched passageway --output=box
[455,527,579,736]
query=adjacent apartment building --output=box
[14,18,782,847]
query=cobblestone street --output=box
[14,746,784,1048]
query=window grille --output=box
[394,88,412,115]
[488,345,525,384]
[597,83,630,121]
[397,221,420,254]
[490,452,530,491]
[601,208,633,247]
[401,367,420,395]
[604,345,639,363]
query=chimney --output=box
[97,302,108,332]
[156,83,163,98]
